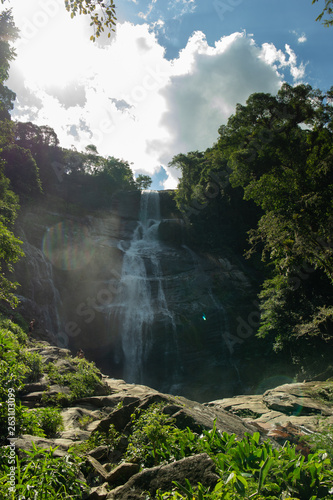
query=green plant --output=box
[72,425,121,456]
[125,403,196,467]
[0,323,42,442]
[0,443,88,499]
[147,427,333,499]
[22,350,43,383]
[41,390,71,407]
[31,407,64,437]
[78,414,95,430]
[302,421,333,460]
[45,357,108,402]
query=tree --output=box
[171,151,208,213]
[0,220,24,307]
[0,9,18,120]
[14,122,61,193]
[2,144,42,198]
[312,0,333,27]
[135,174,152,190]
[0,132,23,308]
[219,84,333,352]
[0,10,23,306]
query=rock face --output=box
[106,454,219,500]
[207,380,333,437]
[14,191,266,401]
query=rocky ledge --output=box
[10,342,333,499]
[208,380,333,443]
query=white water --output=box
[115,190,175,383]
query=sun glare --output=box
[13,4,90,90]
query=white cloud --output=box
[260,42,306,82]
[291,30,307,44]
[168,0,196,17]
[6,1,306,189]
[153,32,303,187]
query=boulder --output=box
[13,435,75,458]
[88,446,110,461]
[106,453,219,499]
[106,462,140,486]
[87,456,109,481]
[88,483,109,500]
[207,381,333,433]
[92,391,257,439]
[263,382,333,416]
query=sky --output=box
[2,0,333,189]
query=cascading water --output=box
[114,190,176,384]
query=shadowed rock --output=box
[106,453,219,500]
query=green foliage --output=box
[0,9,18,120]
[27,407,64,438]
[0,221,24,306]
[126,403,197,466]
[0,12,25,306]
[135,174,153,190]
[45,356,107,403]
[78,414,95,430]
[73,425,121,455]
[148,426,333,499]
[0,318,46,442]
[313,0,333,27]
[2,144,42,198]
[10,405,63,438]
[64,0,116,40]
[302,422,333,461]
[173,83,333,358]
[0,443,88,499]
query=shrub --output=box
[125,403,198,467]
[22,350,43,383]
[0,443,88,499]
[26,407,64,438]
[45,357,107,402]
[302,421,333,460]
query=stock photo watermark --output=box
[16,0,62,47]
[213,0,243,22]
[6,387,16,495]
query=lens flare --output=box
[42,221,95,270]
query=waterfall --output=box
[114,190,175,383]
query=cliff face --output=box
[14,190,275,402]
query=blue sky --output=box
[3,0,333,189]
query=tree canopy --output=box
[173,83,333,360]
[135,174,153,190]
